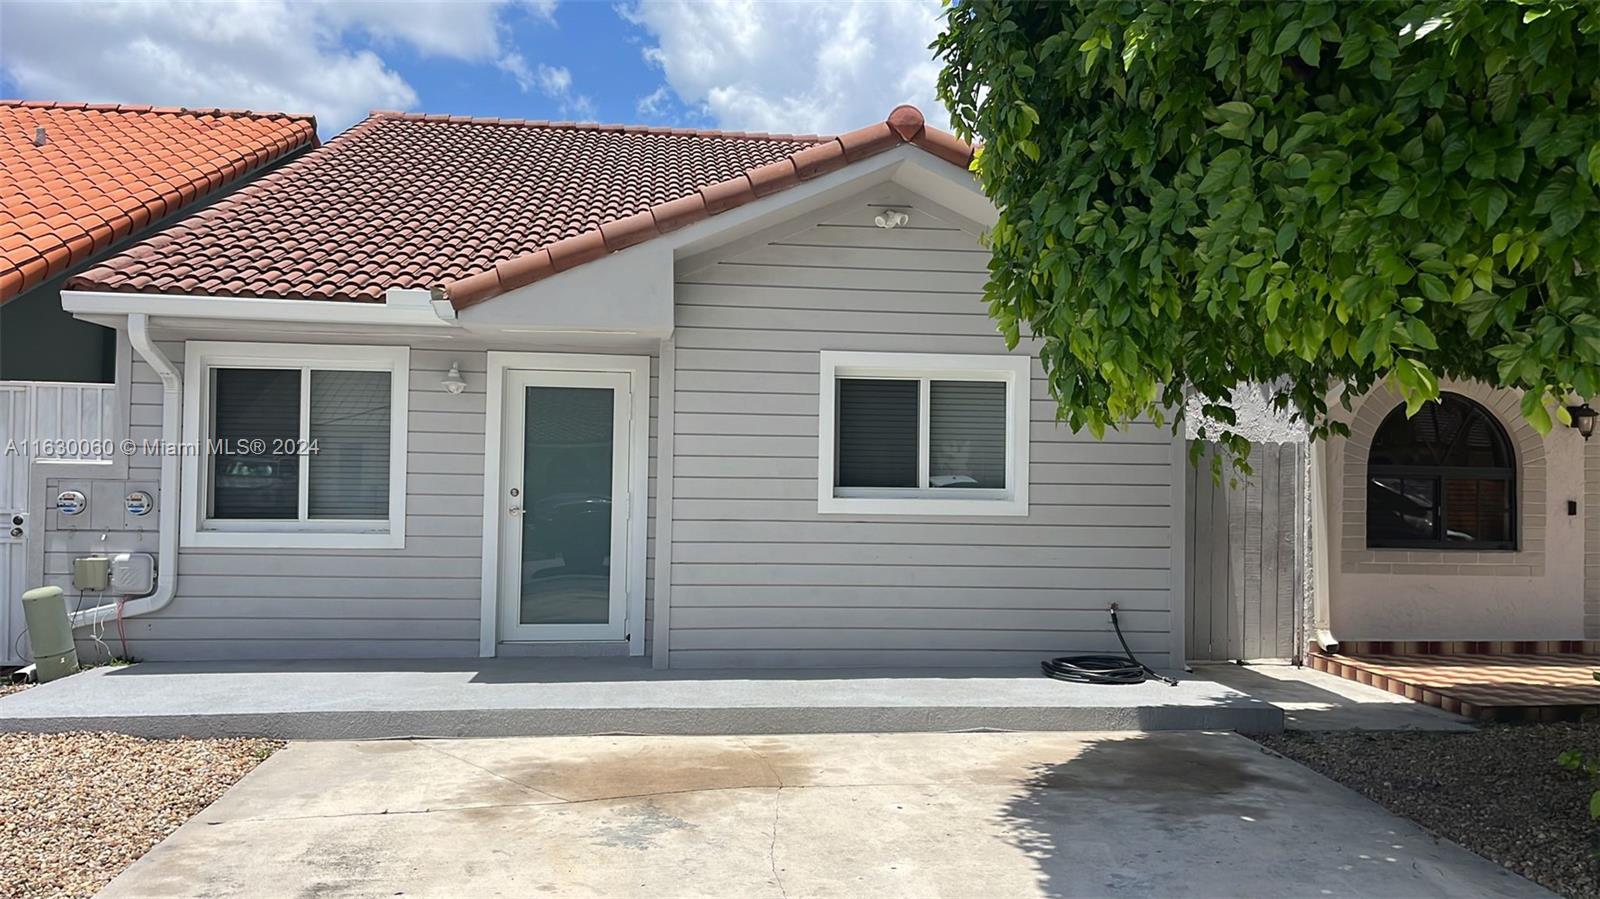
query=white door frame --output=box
[480,352,649,656]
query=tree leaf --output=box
[1299,32,1321,67]
[1216,101,1255,124]
[1275,221,1298,255]
[1418,273,1449,303]
[1550,191,1585,236]
[1376,184,1410,216]
[1198,149,1243,194]
[1471,186,1508,228]
[1487,73,1517,123]
[1441,134,1470,173]
[1466,149,1497,180]
[1273,21,1304,56]
[1498,148,1525,182]
[1395,67,1434,98]
[1409,318,1439,350]
[1522,390,1553,434]
[1247,265,1268,300]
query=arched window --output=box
[1367,393,1516,550]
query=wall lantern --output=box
[1569,404,1598,440]
[441,362,467,395]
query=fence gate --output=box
[0,381,117,666]
[1184,441,1308,663]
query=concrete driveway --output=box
[100,731,1547,899]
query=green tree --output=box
[934,0,1600,464]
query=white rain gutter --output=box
[60,288,458,326]
[70,313,179,627]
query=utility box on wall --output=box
[109,552,156,596]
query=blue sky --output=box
[347,2,692,126]
[0,0,950,139]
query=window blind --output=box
[308,370,391,520]
[210,368,300,519]
[928,380,1006,489]
[836,378,918,488]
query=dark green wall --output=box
[0,277,116,382]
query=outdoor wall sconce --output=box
[441,362,467,395]
[1568,403,1597,440]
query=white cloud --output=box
[636,85,672,117]
[534,64,595,120]
[537,64,574,96]
[498,52,538,92]
[621,0,949,135]
[0,0,556,133]
[313,0,512,60]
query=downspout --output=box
[1308,438,1338,653]
[70,313,180,627]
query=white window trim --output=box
[817,350,1031,516]
[181,341,409,549]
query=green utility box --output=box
[21,586,79,682]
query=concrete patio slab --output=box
[1194,662,1476,731]
[97,731,1549,899]
[0,658,1283,738]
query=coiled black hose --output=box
[1040,605,1179,686]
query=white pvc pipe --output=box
[70,313,180,628]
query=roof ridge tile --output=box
[366,110,832,144]
[0,98,316,125]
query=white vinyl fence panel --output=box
[0,381,117,666]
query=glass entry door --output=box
[498,369,630,642]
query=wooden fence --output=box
[1184,441,1309,662]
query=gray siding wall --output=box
[666,185,1178,668]
[46,339,658,661]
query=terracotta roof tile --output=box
[68,105,975,309]
[0,100,317,303]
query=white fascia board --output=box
[61,290,458,328]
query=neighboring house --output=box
[0,100,317,382]
[24,105,1188,669]
[1182,378,1600,663]
[1315,381,1600,652]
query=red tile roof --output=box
[67,105,975,309]
[441,105,974,309]
[1,100,317,303]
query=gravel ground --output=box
[0,682,30,698]
[1257,724,1600,899]
[0,732,280,899]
